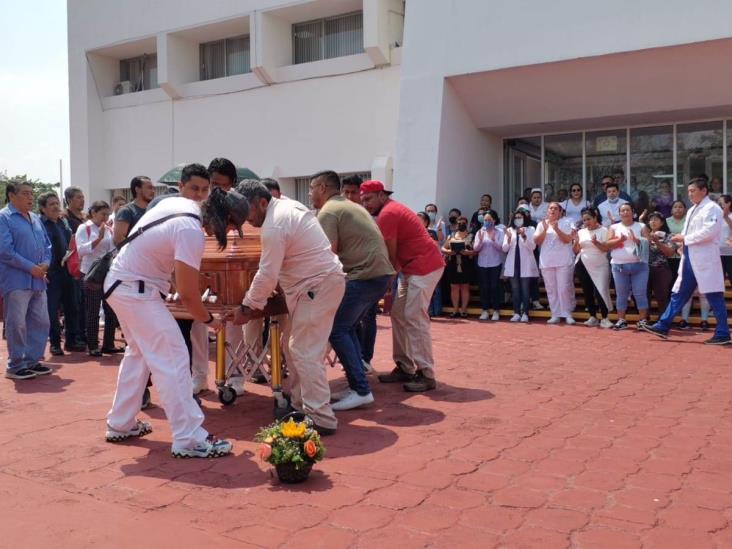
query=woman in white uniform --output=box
[561,183,590,228]
[573,206,613,328]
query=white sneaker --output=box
[362,360,374,375]
[547,317,560,324]
[565,317,576,325]
[106,419,152,443]
[533,301,544,310]
[520,313,529,323]
[330,388,352,402]
[172,435,232,458]
[491,311,500,321]
[479,311,489,321]
[192,377,209,395]
[600,318,613,329]
[584,317,599,327]
[229,376,245,396]
[510,314,521,322]
[331,391,374,411]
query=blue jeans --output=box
[329,275,391,395]
[655,247,730,338]
[428,283,442,316]
[356,303,378,363]
[478,265,502,310]
[611,262,649,312]
[46,269,80,347]
[510,276,532,315]
[4,289,50,373]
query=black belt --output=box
[103,280,147,301]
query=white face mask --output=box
[427,212,436,222]
[607,197,619,204]
[514,217,524,228]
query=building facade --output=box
[69,0,732,219]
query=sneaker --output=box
[700,321,710,332]
[89,349,102,357]
[362,360,374,375]
[509,314,521,322]
[584,317,599,327]
[491,311,500,321]
[639,323,669,339]
[600,318,614,329]
[612,319,628,331]
[678,320,690,330]
[479,310,489,321]
[547,317,560,325]
[64,342,87,352]
[28,363,52,376]
[192,377,209,395]
[520,313,529,323]
[331,391,374,411]
[5,368,37,380]
[172,435,232,458]
[533,300,544,310]
[101,346,125,354]
[460,312,468,318]
[403,372,437,392]
[636,319,649,330]
[565,317,576,325]
[449,311,460,318]
[229,376,245,396]
[106,419,152,442]
[704,335,731,345]
[378,365,416,383]
[330,388,353,402]
[50,346,65,356]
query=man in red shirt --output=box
[360,180,445,391]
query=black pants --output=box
[46,269,79,347]
[721,255,732,287]
[648,264,673,318]
[478,265,502,310]
[83,280,117,350]
[575,259,608,317]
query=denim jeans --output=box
[510,276,532,315]
[329,275,391,395]
[655,247,730,338]
[611,262,649,311]
[46,269,79,347]
[4,289,50,373]
[356,303,378,363]
[428,283,443,316]
[478,265,502,310]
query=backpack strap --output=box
[117,213,201,250]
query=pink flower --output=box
[259,443,272,461]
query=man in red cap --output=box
[360,180,445,391]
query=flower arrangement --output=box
[255,417,325,482]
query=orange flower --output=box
[259,443,272,461]
[303,439,317,459]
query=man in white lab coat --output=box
[642,178,730,344]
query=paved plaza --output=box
[1,316,732,548]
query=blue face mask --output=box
[477,214,484,224]
[484,220,494,230]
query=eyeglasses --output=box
[571,188,581,192]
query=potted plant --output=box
[255,415,325,483]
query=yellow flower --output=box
[264,436,274,444]
[281,418,307,439]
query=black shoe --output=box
[640,323,669,339]
[678,320,690,330]
[89,349,102,357]
[101,346,125,354]
[50,346,65,356]
[312,424,336,436]
[252,371,267,384]
[460,312,468,318]
[378,365,416,383]
[28,363,53,376]
[449,312,459,318]
[403,371,437,392]
[64,343,87,352]
[704,335,731,345]
[700,321,710,332]
[5,368,37,380]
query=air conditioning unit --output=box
[114,81,132,95]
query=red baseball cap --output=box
[360,180,393,196]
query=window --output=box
[200,35,251,81]
[677,121,723,203]
[119,54,158,92]
[544,133,583,203]
[293,12,364,65]
[295,171,371,205]
[585,129,627,204]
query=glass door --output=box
[503,137,540,220]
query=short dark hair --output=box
[694,173,709,183]
[483,208,501,225]
[605,182,619,191]
[689,177,709,192]
[580,206,602,224]
[261,178,280,193]
[88,200,110,215]
[481,193,493,202]
[6,182,33,204]
[236,179,272,203]
[619,201,635,213]
[425,203,438,212]
[38,191,59,210]
[311,170,340,191]
[448,208,461,217]
[342,174,362,188]
[600,175,614,183]
[181,163,209,183]
[64,186,83,205]
[208,158,237,184]
[130,176,150,199]
[646,211,670,233]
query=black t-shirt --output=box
[116,202,147,235]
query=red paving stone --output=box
[2,316,732,548]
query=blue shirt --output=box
[0,204,52,295]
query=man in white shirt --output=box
[528,189,549,222]
[597,182,628,227]
[104,164,248,458]
[226,181,345,435]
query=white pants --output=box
[285,274,344,430]
[190,321,244,383]
[106,281,208,449]
[541,265,575,318]
[391,267,444,378]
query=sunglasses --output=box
[571,188,582,192]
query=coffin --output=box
[167,228,287,320]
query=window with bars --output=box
[292,12,364,65]
[200,35,251,80]
[295,171,371,205]
[119,54,158,92]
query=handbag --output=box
[65,236,82,279]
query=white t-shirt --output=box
[719,213,732,256]
[598,198,628,227]
[108,197,204,295]
[609,221,643,264]
[76,221,115,275]
[562,199,590,225]
[576,226,609,263]
[534,217,575,268]
[529,202,549,222]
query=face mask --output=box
[449,216,457,224]
[608,197,619,204]
[457,223,467,232]
[514,217,524,228]
[483,220,494,230]
[477,214,484,224]
[427,212,436,222]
